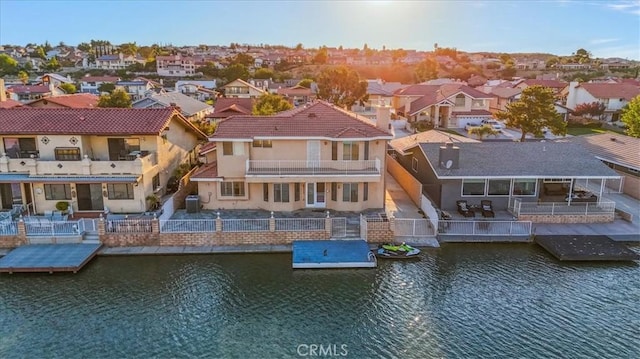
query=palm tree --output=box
[468,125,499,140]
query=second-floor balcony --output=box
[246,159,381,177]
[1,152,158,176]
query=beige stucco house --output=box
[0,107,206,215]
[221,79,267,99]
[192,101,393,212]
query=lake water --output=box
[1,244,638,358]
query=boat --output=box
[375,243,421,259]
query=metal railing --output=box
[106,219,153,233]
[513,200,616,216]
[0,222,18,236]
[331,218,347,237]
[221,219,270,232]
[438,220,532,236]
[25,220,80,236]
[160,219,216,233]
[274,218,326,232]
[246,159,381,176]
[394,218,436,237]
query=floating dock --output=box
[292,240,377,269]
[0,243,102,273]
[535,235,639,261]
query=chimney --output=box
[438,142,459,169]
[374,98,391,132]
[0,79,6,102]
[566,81,579,109]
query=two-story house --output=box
[394,84,495,129]
[0,108,206,215]
[115,80,155,101]
[513,79,568,97]
[79,76,121,94]
[132,92,213,121]
[156,55,196,77]
[192,101,393,212]
[93,53,146,70]
[565,82,640,122]
[221,79,267,99]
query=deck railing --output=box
[513,200,616,216]
[0,222,18,236]
[438,220,532,236]
[160,219,216,233]
[25,220,80,236]
[246,159,381,176]
[274,218,326,231]
[394,218,436,237]
[106,219,153,233]
[221,219,270,232]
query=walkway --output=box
[384,173,424,219]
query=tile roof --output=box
[0,107,194,135]
[199,142,217,154]
[389,130,478,153]
[579,83,640,101]
[394,84,441,96]
[0,99,23,108]
[208,98,253,118]
[406,84,493,115]
[211,101,393,140]
[487,87,522,99]
[132,92,212,117]
[419,142,620,178]
[367,80,407,96]
[7,85,51,94]
[27,94,99,108]
[518,79,568,89]
[569,133,640,170]
[191,162,219,180]
[277,86,313,96]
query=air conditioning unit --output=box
[185,195,200,213]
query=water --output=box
[1,244,638,358]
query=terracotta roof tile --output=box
[7,85,51,94]
[199,142,217,154]
[212,101,392,139]
[0,99,23,109]
[209,98,254,118]
[27,94,99,108]
[191,162,219,179]
[0,107,182,135]
[579,83,640,101]
[520,79,568,88]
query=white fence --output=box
[160,219,216,233]
[25,220,80,236]
[77,218,99,233]
[106,219,153,233]
[221,219,270,232]
[438,220,532,236]
[394,218,436,237]
[0,222,18,236]
[331,218,347,237]
[512,199,616,216]
[420,194,439,231]
[159,194,175,221]
[275,218,326,232]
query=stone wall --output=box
[518,214,614,223]
[0,235,27,248]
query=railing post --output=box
[551,203,555,215]
[325,212,331,238]
[269,211,275,232]
[413,220,417,236]
[509,221,513,235]
[215,212,222,232]
[585,203,589,215]
[152,218,159,234]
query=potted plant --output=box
[146,195,160,211]
[55,201,69,214]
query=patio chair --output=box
[456,200,475,217]
[481,200,495,218]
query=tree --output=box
[391,49,407,63]
[621,96,640,138]
[97,82,116,94]
[495,85,566,142]
[316,65,368,109]
[499,65,517,79]
[230,53,254,67]
[119,42,138,56]
[222,63,250,82]
[34,46,47,59]
[45,57,61,71]
[0,54,19,75]
[77,42,91,51]
[574,48,591,64]
[97,89,132,108]
[59,83,77,94]
[295,43,304,51]
[253,68,274,79]
[18,70,29,84]
[499,53,513,64]
[297,78,313,88]
[197,61,219,78]
[573,101,606,120]
[414,57,438,82]
[252,93,293,115]
[313,47,328,64]
[468,125,499,140]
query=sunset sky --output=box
[1,0,638,59]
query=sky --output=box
[0,0,639,59]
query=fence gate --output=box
[394,219,436,237]
[331,218,347,238]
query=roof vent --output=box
[308,113,316,118]
[610,137,616,142]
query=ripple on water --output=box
[0,246,638,358]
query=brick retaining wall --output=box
[518,214,614,223]
[0,235,27,248]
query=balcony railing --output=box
[512,200,616,216]
[246,159,381,176]
[3,152,157,176]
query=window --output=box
[263,183,269,202]
[222,142,233,155]
[331,142,338,161]
[363,183,369,201]
[221,181,245,197]
[342,183,358,202]
[472,99,484,107]
[107,138,140,160]
[274,183,289,202]
[412,158,418,172]
[513,179,537,196]
[331,183,337,201]
[152,174,160,190]
[454,94,465,106]
[107,183,134,200]
[252,139,273,148]
[44,184,71,200]
[488,179,511,196]
[295,183,301,201]
[3,137,37,158]
[343,142,359,160]
[54,147,81,161]
[462,179,486,196]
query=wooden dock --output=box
[292,240,377,269]
[535,235,640,261]
[0,243,102,273]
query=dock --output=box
[535,235,640,261]
[292,240,377,269]
[0,243,102,273]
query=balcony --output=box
[1,152,158,176]
[246,159,381,177]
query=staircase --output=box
[345,217,361,239]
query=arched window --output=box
[455,94,465,106]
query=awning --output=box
[0,173,140,183]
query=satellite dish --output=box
[445,160,453,169]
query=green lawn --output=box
[567,126,625,136]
